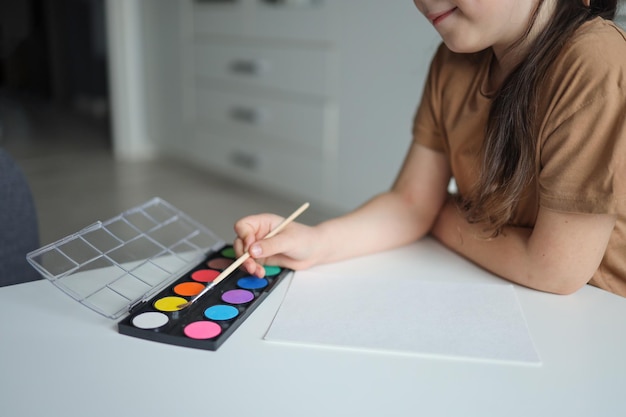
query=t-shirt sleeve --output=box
[538,50,626,215]
[412,44,447,153]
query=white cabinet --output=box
[180,0,338,208]
[175,0,440,212]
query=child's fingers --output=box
[248,230,297,261]
[240,257,266,277]
[233,212,306,276]
[234,214,284,247]
[233,237,245,258]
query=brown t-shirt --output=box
[413,18,626,296]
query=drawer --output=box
[195,88,333,154]
[250,2,331,42]
[193,42,333,97]
[189,130,329,201]
[192,0,330,42]
[192,1,245,38]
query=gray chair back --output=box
[0,148,40,286]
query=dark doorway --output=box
[1,0,110,145]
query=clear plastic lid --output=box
[27,198,223,319]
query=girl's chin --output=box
[440,36,488,54]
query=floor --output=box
[0,94,334,247]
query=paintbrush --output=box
[177,202,310,309]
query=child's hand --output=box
[233,213,320,277]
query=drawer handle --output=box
[229,107,264,124]
[229,59,267,76]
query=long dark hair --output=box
[461,0,618,236]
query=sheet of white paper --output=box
[265,272,540,365]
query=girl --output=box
[234,0,626,296]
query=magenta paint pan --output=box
[117,245,290,351]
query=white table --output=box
[2,238,625,417]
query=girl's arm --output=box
[312,143,451,263]
[234,143,451,276]
[431,198,616,295]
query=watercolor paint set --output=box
[27,198,291,350]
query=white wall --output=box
[331,1,439,207]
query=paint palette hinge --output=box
[129,299,149,315]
